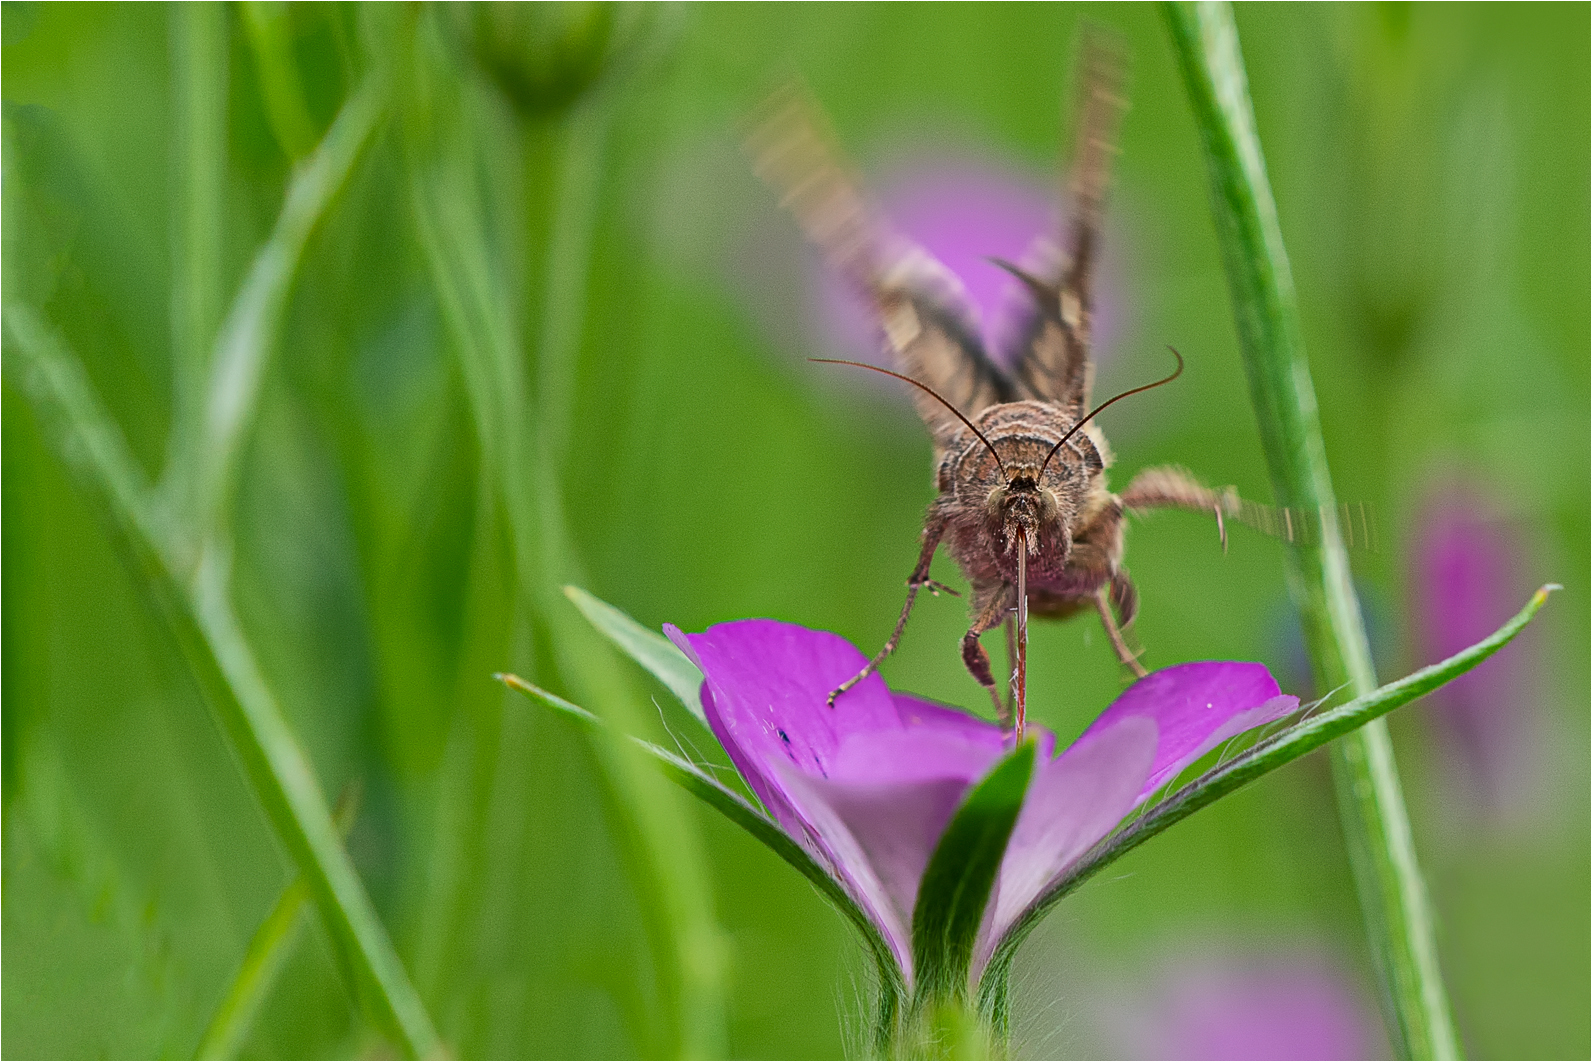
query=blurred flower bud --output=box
[450,2,653,116]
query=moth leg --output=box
[961,583,1016,724]
[1120,465,1242,551]
[1095,585,1148,679]
[828,517,948,707]
[1110,568,1139,630]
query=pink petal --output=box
[1076,662,1299,803]
[978,717,1159,972]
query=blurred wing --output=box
[1002,31,1127,408]
[746,83,1015,450]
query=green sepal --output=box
[910,741,1035,1015]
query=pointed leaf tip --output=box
[501,664,906,1009]
[564,586,709,725]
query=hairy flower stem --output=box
[893,997,1002,1060]
[1164,4,1459,1057]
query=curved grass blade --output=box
[185,71,385,546]
[498,673,907,1035]
[564,585,707,726]
[981,584,1557,1004]
[5,310,441,1058]
[910,741,1035,1011]
[1164,5,1460,1054]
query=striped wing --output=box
[746,83,1015,453]
[1002,32,1127,409]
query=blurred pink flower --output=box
[809,150,1124,374]
[1409,483,1548,828]
[1096,947,1387,1060]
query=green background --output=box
[3,2,1587,1058]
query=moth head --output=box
[989,470,1063,557]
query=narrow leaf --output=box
[983,585,1557,990]
[910,741,1035,1009]
[498,673,907,1015]
[564,585,707,725]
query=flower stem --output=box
[1163,4,1459,1057]
[165,1,227,515]
[520,101,729,1061]
[401,41,728,1050]
[895,998,1001,1061]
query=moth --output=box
[747,40,1297,738]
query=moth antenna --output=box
[809,358,1007,475]
[1039,345,1184,480]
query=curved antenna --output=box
[1039,346,1185,480]
[809,358,1007,475]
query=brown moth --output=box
[746,39,1292,738]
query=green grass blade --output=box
[1164,4,1460,1056]
[239,1,320,161]
[196,788,363,1060]
[499,673,907,1035]
[187,72,384,546]
[5,311,441,1059]
[563,585,708,726]
[909,743,1035,1013]
[196,876,311,1060]
[5,308,163,554]
[985,582,1551,1034]
[165,2,228,514]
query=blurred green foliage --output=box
[3,2,1586,1058]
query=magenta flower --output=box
[665,619,1296,989]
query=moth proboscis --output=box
[748,36,1367,740]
